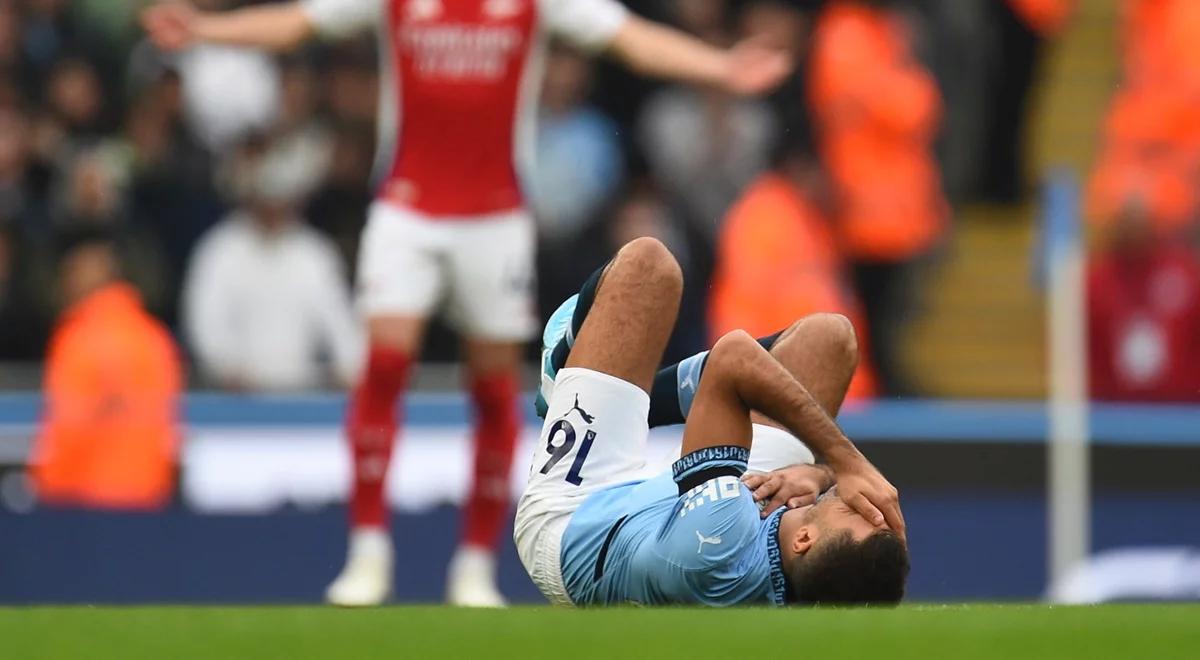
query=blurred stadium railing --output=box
[2,392,1198,604]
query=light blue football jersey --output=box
[559,445,789,606]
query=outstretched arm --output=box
[544,0,791,97]
[607,16,791,96]
[142,2,317,51]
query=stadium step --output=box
[902,205,1047,399]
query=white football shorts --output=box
[513,368,653,605]
[355,201,538,340]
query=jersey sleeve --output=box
[539,0,629,52]
[652,447,761,589]
[301,0,381,39]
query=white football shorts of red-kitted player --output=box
[302,0,630,336]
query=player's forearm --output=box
[607,17,731,89]
[192,4,315,51]
[731,341,867,471]
[753,382,865,470]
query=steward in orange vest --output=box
[32,228,183,510]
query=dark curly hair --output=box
[788,530,910,606]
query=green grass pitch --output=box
[2,604,1198,659]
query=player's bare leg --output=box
[679,330,858,464]
[327,315,426,607]
[445,338,524,607]
[565,237,682,389]
[645,313,859,432]
[752,312,859,425]
[732,314,861,508]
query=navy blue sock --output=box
[571,265,605,338]
[757,330,786,352]
[550,263,607,372]
[648,351,707,428]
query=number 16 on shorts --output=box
[538,419,596,486]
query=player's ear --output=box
[792,525,816,556]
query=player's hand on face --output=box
[142,2,198,51]
[722,39,792,96]
[832,459,905,539]
[741,464,834,518]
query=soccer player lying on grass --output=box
[514,238,908,606]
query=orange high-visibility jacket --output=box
[1087,0,1200,232]
[1122,0,1200,89]
[31,283,183,510]
[809,2,947,262]
[710,174,877,400]
[1086,94,1199,232]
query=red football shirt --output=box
[304,0,628,217]
[1087,243,1200,402]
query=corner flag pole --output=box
[1043,170,1090,588]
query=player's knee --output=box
[807,313,858,368]
[708,329,762,374]
[617,237,682,295]
[367,316,423,353]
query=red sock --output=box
[345,344,411,530]
[461,372,520,551]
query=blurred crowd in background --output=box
[1,0,1198,401]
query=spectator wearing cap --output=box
[31,227,183,510]
[183,135,362,391]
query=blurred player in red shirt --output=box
[143,0,789,606]
[1087,205,1200,403]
